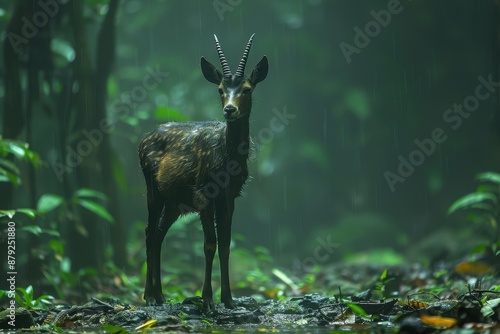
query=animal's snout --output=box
[224,105,237,118]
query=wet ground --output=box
[1,264,499,333]
[1,294,402,333]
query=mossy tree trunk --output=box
[67,0,123,270]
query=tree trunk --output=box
[95,0,127,268]
[1,0,26,209]
[68,0,103,270]
[67,0,123,270]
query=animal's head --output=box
[201,34,268,121]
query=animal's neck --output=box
[225,114,250,160]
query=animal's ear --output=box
[249,55,268,85]
[201,57,222,84]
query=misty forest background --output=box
[0,0,499,303]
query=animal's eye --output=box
[242,88,252,94]
[218,88,224,95]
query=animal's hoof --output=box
[145,296,156,306]
[203,298,215,311]
[223,299,236,309]
[144,293,166,306]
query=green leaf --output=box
[37,194,64,213]
[102,324,131,334]
[0,139,40,167]
[0,168,21,186]
[154,106,189,121]
[468,203,495,212]
[0,210,16,219]
[272,268,300,292]
[476,172,500,185]
[51,38,75,62]
[21,225,59,237]
[481,298,500,318]
[37,295,54,307]
[75,198,114,223]
[448,192,497,215]
[45,229,60,237]
[49,240,64,255]
[476,185,497,193]
[74,188,108,201]
[78,267,98,277]
[380,268,388,280]
[15,208,37,219]
[6,141,26,159]
[469,244,487,254]
[60,257,71,273]
[346,303,369,317]
[16,286,34,306]
[21,226,42,236]
[25,150,40,168]
[0,158,20,174]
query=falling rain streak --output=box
[323,109,327,148]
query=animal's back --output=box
[139,121,228,207]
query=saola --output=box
[139,34,268,310]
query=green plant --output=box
[448,171,500,254]
[0,138,40,186]
[14,285,54,310]
[0,139,40,220]
[1,186,115,301]
[37,188,115,236]
[102,324,131,334]
[372,269,395,300]
[346,302,369,319]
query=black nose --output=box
[224,105,237,117]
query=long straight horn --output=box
[235,33,255,78]
[214,34,232,78]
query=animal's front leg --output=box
[200,207,216,311]
[216,199,236,309]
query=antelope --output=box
[139,34,268,309]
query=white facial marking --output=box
[227,90,236,106]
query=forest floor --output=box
[1,262,499,333]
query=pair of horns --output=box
[214,33,255,78]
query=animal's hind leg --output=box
[150,204,179,304]
[144,174,164,305]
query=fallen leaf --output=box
[454,261,493,275]
[420,315,457,328]
[407,300,429,309]
[135,319,157,331]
